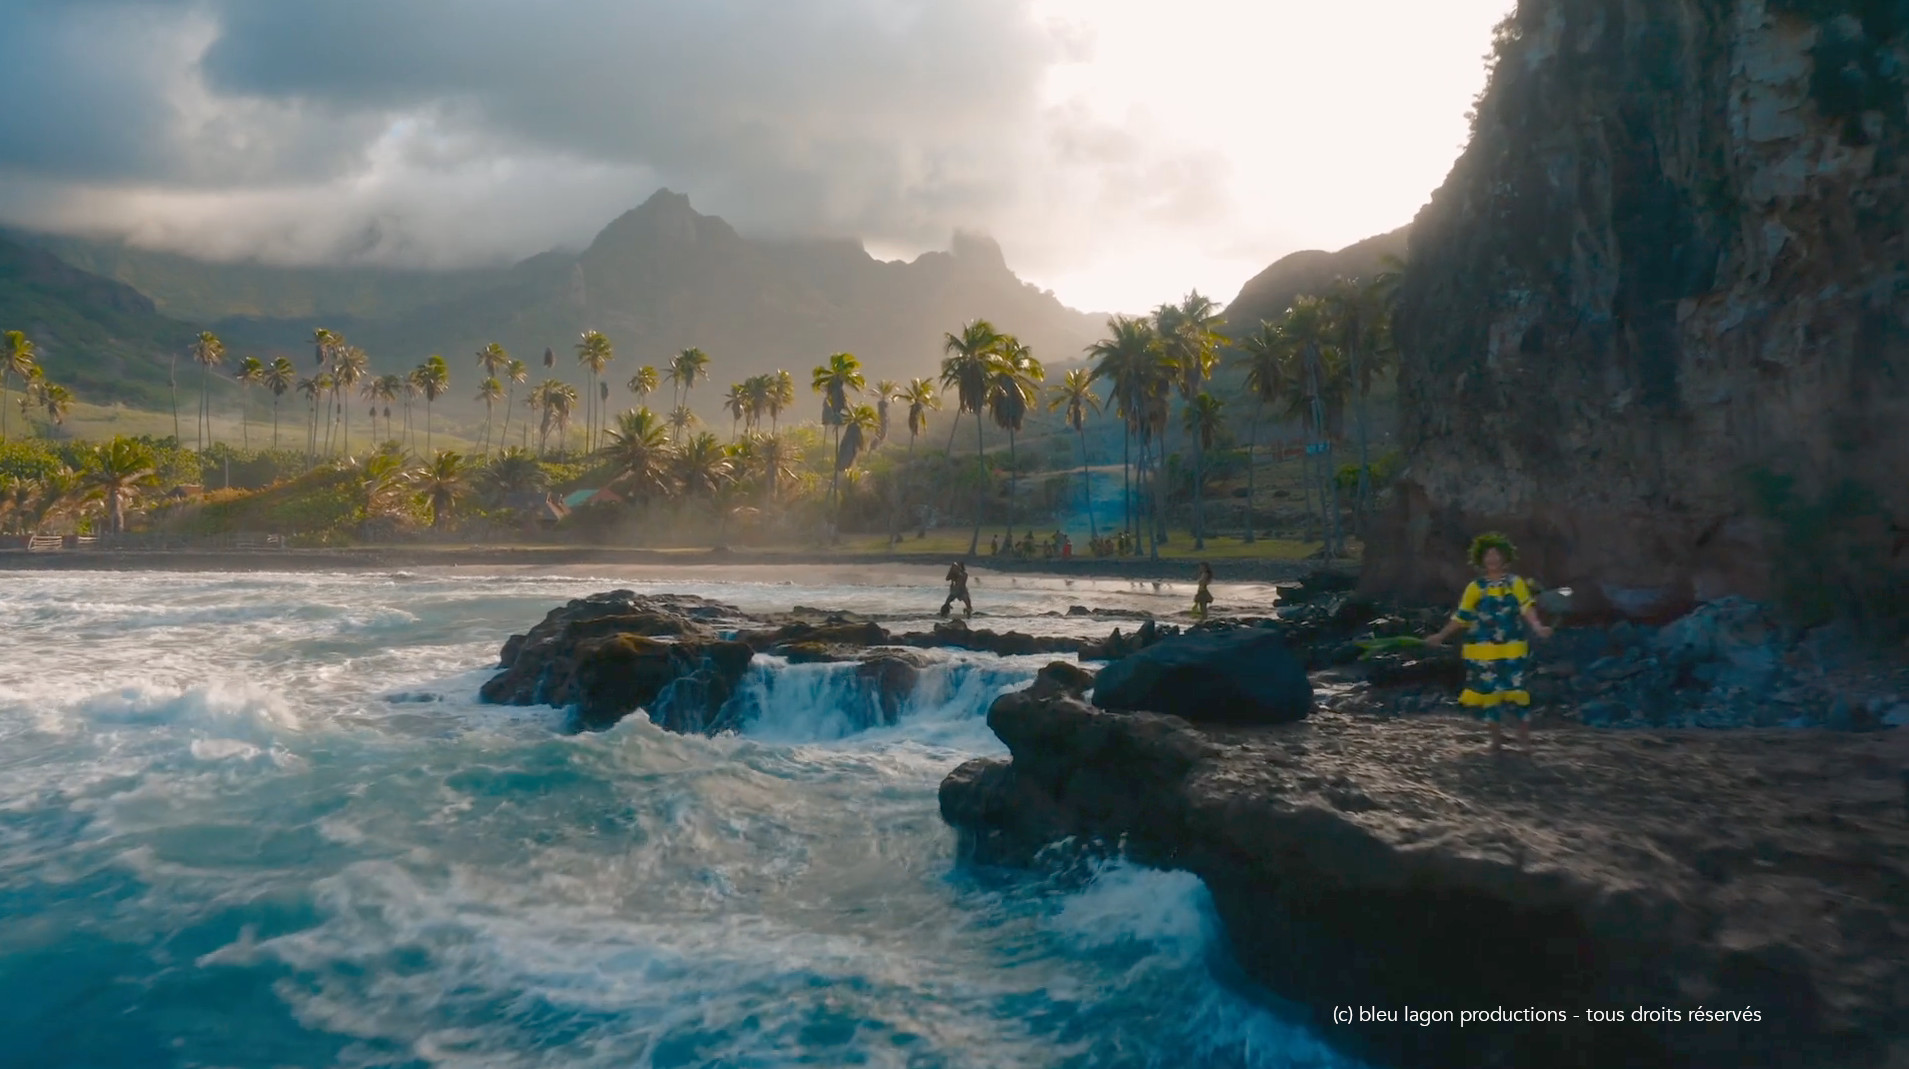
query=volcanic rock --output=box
[1091,627,1313,725]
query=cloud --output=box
[0,0,1212,275]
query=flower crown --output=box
[1468,531,1517,567]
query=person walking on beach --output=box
[939,560,973,617]
[1192,562,1214,618]
[1425,532,1554,752]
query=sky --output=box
[0,0,1512,314]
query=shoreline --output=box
[0,545,1338,584]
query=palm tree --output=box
[483,447,547,503]
[263,357,296,451]
[2,330,37,442]
[355,450,415,522]
[375,374,406,446]
[40,383,72,429]
[871,379,900,452]
[360,374,389,446]
[1086,315,1161,550]
[190,331,226,451]
[476,343,508,386]
[13,367,43,435]
[940,319,1003,555]
[891,377,940,541]
[476,377,504,454]
[502,358,529,452]
[741,375,772,433]
[987,336,1044,544]
[674,431,734,502]
[667,347,711,429]
[329,346,367,456]
[296,376,324,459]
[771,370,795,434]
[830,403,879,533]
[1278,296,1344,557]
[666,403,698,443]
[533,379,578,455]
[596,407,676,499]
[575,330,614,452]
[1182,392,1227,528]
[415,355,450,455]
[416,450,469,530]
[1156,291,1225,548]
[1237,321,1295,544]
[628,365,659,407]
[722,383,747,441]
[310,328,343,452]
[79,436,159,535]
[810,352,865,536]
[1048,368,1102,540]
[233,355,265,449]
[1326,270,1401,531]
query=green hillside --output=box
[0,235,206,410]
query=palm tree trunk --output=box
[1004,428,1017,545]
[1191,413,1205,550]
[1355,381,1372,538]
[241,389,249,450]
[426,400,433,455]
[500,390,513,452]
[1245,402,1261,543]
[1121,424,1131,546]
[944,410,961,456]
[169,356,180,444]
[272,398,281,451]
[198,362,210,451]
[968,411,985,556]
[2,371,10,441]
[1079,426,1096,541]
[892,434,915,546]
[342,395,350,456]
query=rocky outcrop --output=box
[480,591,760,731]
[940,688,1909,1069]
[1371,0,1909,620]
[1090,626,1314,725]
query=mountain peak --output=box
[590,188,735,254]
[950,229,1008,273]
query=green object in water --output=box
[1355,636,1427,659]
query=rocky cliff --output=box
[1371,0,1909,620]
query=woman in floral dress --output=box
[1426,532,1554,751]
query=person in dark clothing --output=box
[1193,562,1214,617]
[939,561,973,617]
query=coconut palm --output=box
[810,352,865,533]
[416,450,469,530]
[987,337,1044,543]
[1047,368,1102,540]
[330,346,368,455]
[1156,291,1225,548]
[2,330,37,442]
[262,357,295,451]
[627,365,659,406]
[533,379,578,455]
[871,379,900,452]
[296,376,323,458]
[78,436,159,535]
[483,447,547,502]
[1276,295,1344,557]
[940,319,1004,555]
[722,383,747,441]
[414,354,451,455]
[360,374,390,446]
[666,403,698,443]
[1326,271,1400,530]
[232,355,264,448]
[770,370,796,434]
[11,366,41,434]
[1236,321,1296,543]
[1086,315,1163,549]
[1182,393,1227,512]
[575,330,614,452]
[596,407,676,500]
[884,377,939,543]
[667,347,711,425]
[354,450,415,521]
[502,358,529,452]
[189,331,225,451]
[674,431,734,501]
[39,383,71,429]
[475,377,504,454]
[829,403,879,533]
[476,342,508,385]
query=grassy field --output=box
[832,528,1324,561]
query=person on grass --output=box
[1425,532,1553,751]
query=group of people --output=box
[989,530,1073,560]
[941,529,1558,754]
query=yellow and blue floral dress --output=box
[1450,574,1535,717]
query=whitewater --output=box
[0,568,1357,1069]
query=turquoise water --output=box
[0,570,1351,1068]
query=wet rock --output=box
[738,619,892,654]
[901,619,1081,657]
[1077,618,1179,661]
[480,591,736,707]
[941,685,1909,1069]
[854,649,934,724]
[1026,660,1096,700]
[1092,627,1312,726]
[565,634,756,731]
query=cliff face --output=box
[1372,0,1909,618]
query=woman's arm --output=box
[1522,604,1554,639]
[1424,617,1467,646]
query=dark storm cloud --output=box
[0,0,1066,251]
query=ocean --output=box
[0,568,1355,1068]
